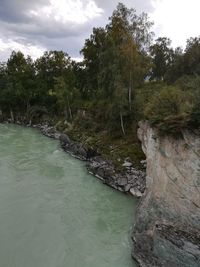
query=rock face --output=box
[133,121,200,267]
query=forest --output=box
[1,3,200,165]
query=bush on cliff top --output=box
[139,77,200,134]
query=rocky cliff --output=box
[133,121,200,267]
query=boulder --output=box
[59,133,70,144]
[122,161,133,168]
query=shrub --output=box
[144,86,193,133]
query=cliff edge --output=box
[133,121,200,267]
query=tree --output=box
[54,76,72,120]
[106,3,152,131]
[5,51,36,117]
[164,47,183,83]
[183,37,200,75]
[112,75,128,135]
[164,37,200,83]
[81,27,107,98]
[81,3,153,134]
[150,37,174,80]
[0,62,8,109]
[35,51,72,111]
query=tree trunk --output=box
[64,106,68,120]
[26,100,30,113]
[128,70,132,111]
[10,109,14,122]
[67,96,72,120]
[26,100,31,122]
[120,111,125,136]
[0,109,3,122]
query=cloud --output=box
[29,0,103,24]
[0,38,45,61]
[0,0,156,61]
[94,0,155,13]
[151,0,200,48]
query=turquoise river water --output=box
[0,124,137,267]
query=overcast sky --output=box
[0,0,199,61]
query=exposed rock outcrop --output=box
[87,156,145,195]
[133,121,200,267]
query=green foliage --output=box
[81,3,153,134]
[134,81,165,119]
[184,37,200,75]
[164,47,184,83]
[144,85,194,133]
[150,37,174,81]
[165,37,200,83]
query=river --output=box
[0,124,137,267]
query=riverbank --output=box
[21,121,146,198]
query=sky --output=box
[0,0,199,61]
